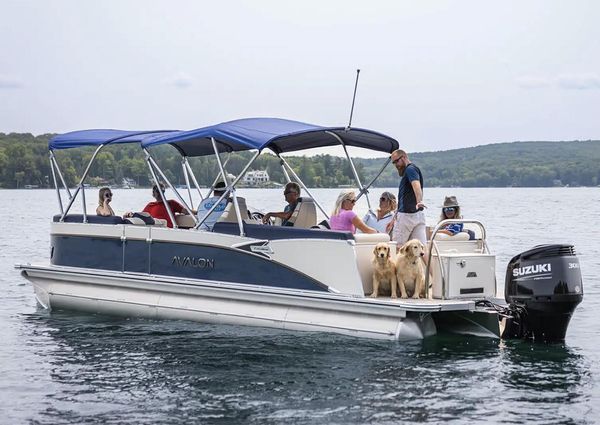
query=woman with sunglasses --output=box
[96,187,115,216]
[362,191,397,234]
[329,190,376,234]
[437,195,463,236]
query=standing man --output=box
[386,149,427,245]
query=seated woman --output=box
[437,195,463,236]
[329,190,377,234]
[361,191,396,234]
[96,187,114,216]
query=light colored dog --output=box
[396,239,427,299]
[370,242,398,298]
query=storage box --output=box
[430,253,496,299]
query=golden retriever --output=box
[370,242,398,298]
[396,239,427,299]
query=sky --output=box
[1,0,599,156]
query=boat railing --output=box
[426,219,493,300]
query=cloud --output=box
[0,75,24,89]
[516,73,600,90]
[557,74,600,90]
[163,72,194,89]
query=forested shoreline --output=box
[1,133,599,188]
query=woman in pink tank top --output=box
[329,190,377,234]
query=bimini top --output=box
[141,118,399,156]
[48,129,179,150]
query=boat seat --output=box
[53,214,126,225]
[353,233,390,244]
[213,221,354,241]
[217,197,249,223]
[434,231,470,241]
[175,214,197,229]
[286,197,317,228]
[431,239,485,255]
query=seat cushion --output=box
[213,221,354,241]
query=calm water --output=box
[2,187,599,424]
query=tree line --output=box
[1,132,599,188]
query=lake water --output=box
[2,187,599,424]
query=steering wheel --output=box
[250,211,273,225]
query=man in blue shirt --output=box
[196,181,228,230]
[386,149,427,245]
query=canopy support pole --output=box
[361,157,392,203]
[60,144,104,221]
[211,137,243,236]
[144,150,198,226]
[181,157,194,207]
[50,151,72,200]
[278,155,329,219]
[183,158,204,201]
[81,183,88,223]
[326,131,372,211]
[279,158,292,183]
[49,152,63,215]
[204,153,232,199]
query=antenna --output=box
[346,69,361,131]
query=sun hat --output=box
[442,195,459,208]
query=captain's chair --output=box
[217,197,249,223]
[286,197,317,229]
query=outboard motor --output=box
[502,244,583,342]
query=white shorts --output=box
[392,211,427,246]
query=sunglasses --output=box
[391,156,404,165]
[105,192,113,198]
[347,198,357,204]
[284,190,297,195]
[443,207,456,213]
[380,197,391,202]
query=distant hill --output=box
[1,132,599,188]
[357,140,600,187]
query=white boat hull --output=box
[18,264,483,341]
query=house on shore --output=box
[242,170,270,187]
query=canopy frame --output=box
[49,118,398,233]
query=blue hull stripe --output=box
[51,235,329,292]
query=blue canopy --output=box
[49,129,179,150]
[141,118,399,156]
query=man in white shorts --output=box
[386,149,427,246]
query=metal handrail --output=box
[426,219,489,300]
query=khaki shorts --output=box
[391,211,427,246]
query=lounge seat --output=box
[213,221,354,241]
[53,214,126,225]
[286,197,317,228]
[217,197,249,223]
[175,214,197,229]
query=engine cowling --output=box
[502,244,583,342]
